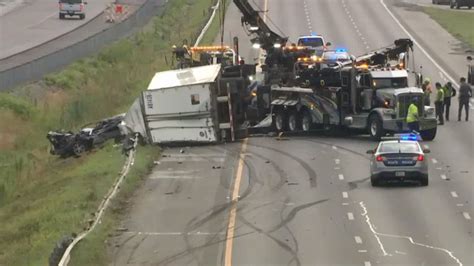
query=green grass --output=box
[423,7,474,48]
[0,0,221,264]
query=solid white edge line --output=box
[380,0,459,88]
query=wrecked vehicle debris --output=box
[47,114,125,158]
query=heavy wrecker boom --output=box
[233,0,288,51]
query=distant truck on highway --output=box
[59,0,87,20]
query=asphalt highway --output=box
[110,0,473,265]
[0,0,108,59]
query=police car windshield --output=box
[298,38,324,48]
[378,142,420,153]
[373,78,408,89]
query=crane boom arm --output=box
[232,0,288,51]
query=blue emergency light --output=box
[395,133,421,141]
[336,48,347,53]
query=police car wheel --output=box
[370,176,380,187]
[368,115,384,140]
[420,178,429,186]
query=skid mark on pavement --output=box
[359,201,463,265]
[268,199,329,233]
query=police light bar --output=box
[394,133,421,141]
[335,48,347,53]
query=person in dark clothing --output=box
[443,81,456,121]
[435,82,445,125]
[458,77,472,121]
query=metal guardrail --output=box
[0,0,166,91]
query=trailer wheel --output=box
[288,112,299,132]
[301,110,312,132]
[368,115,384,140]
[420,127,437,141]
[274,111,288,132]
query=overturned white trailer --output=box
[122,64,249,144]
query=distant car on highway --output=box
[367,134,430,186]
[297,35,331,56]
[450,0,473,8]
[59,0,87,20]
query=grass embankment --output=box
[0,0,221,264]
[423,7,474,48]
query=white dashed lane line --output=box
[348,212,354,220]
[342,191,348,198]
[450,191,458,198]
[441,174,447,180]
[338,174,345,180]
[354,236,363,244]
[364,262,372,266]
[463,212,471,220]
[335,159,340,164]
[431,158,438,164]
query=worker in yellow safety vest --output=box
[406,97,420,132]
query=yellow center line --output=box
[224,138,248,266]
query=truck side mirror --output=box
[326,42,332,47]
[468,56,473,61]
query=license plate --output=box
[395,171,405,177]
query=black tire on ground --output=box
[456,2,460,8]
[288,112,300,132]
[420,127,437,141]
[300,110,312,132]
[450,1,454,8]
[420,177,429,186]
[59,13,64,19]
[368,114,384,140]
[469,5,472,9]
[274,110,288,132]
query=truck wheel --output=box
[301,110,312,132]
[274,111,287,132]
[80,14,85,19]
[420,127,437,141]
[288,112,299,132]
[368,115,384,140]
[59,14,64,19]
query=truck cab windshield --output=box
[372,78,408,89]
